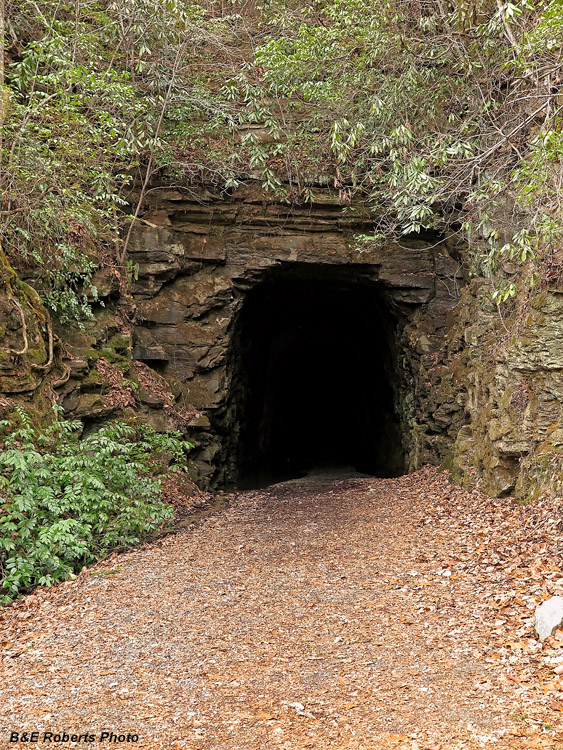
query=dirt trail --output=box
[1,468,562,749]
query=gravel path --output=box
[1,468,562,749]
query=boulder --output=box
[535,596,563,641]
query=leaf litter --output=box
[1,466,563,749]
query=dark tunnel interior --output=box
[230,267,405,487]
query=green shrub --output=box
[0,408,192,603]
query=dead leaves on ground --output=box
[2,466,563,749]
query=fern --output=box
[0,408,192,603]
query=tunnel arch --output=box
[224,264,406,487]
[130,187,465,488]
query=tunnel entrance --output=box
[229,266,405,486]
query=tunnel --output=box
[227,265,406,487]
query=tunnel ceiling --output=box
[126,182,466,487]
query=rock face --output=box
[0,246,63,414]
[451,281,563,498]
[7,179,563,495]
[122,182,465,484]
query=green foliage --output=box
[4,0,563,313]
[0,407,193,603]
[1,0,236,323]
[227,0,563,300]
[230,0,489,224]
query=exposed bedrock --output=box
[125,183,465,486]
[7,181,563,496]
[452,282,563,499]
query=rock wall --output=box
[14,179,562,497]
[452,280,563,499]
[0,246,65,422]
[123,183,464,485]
